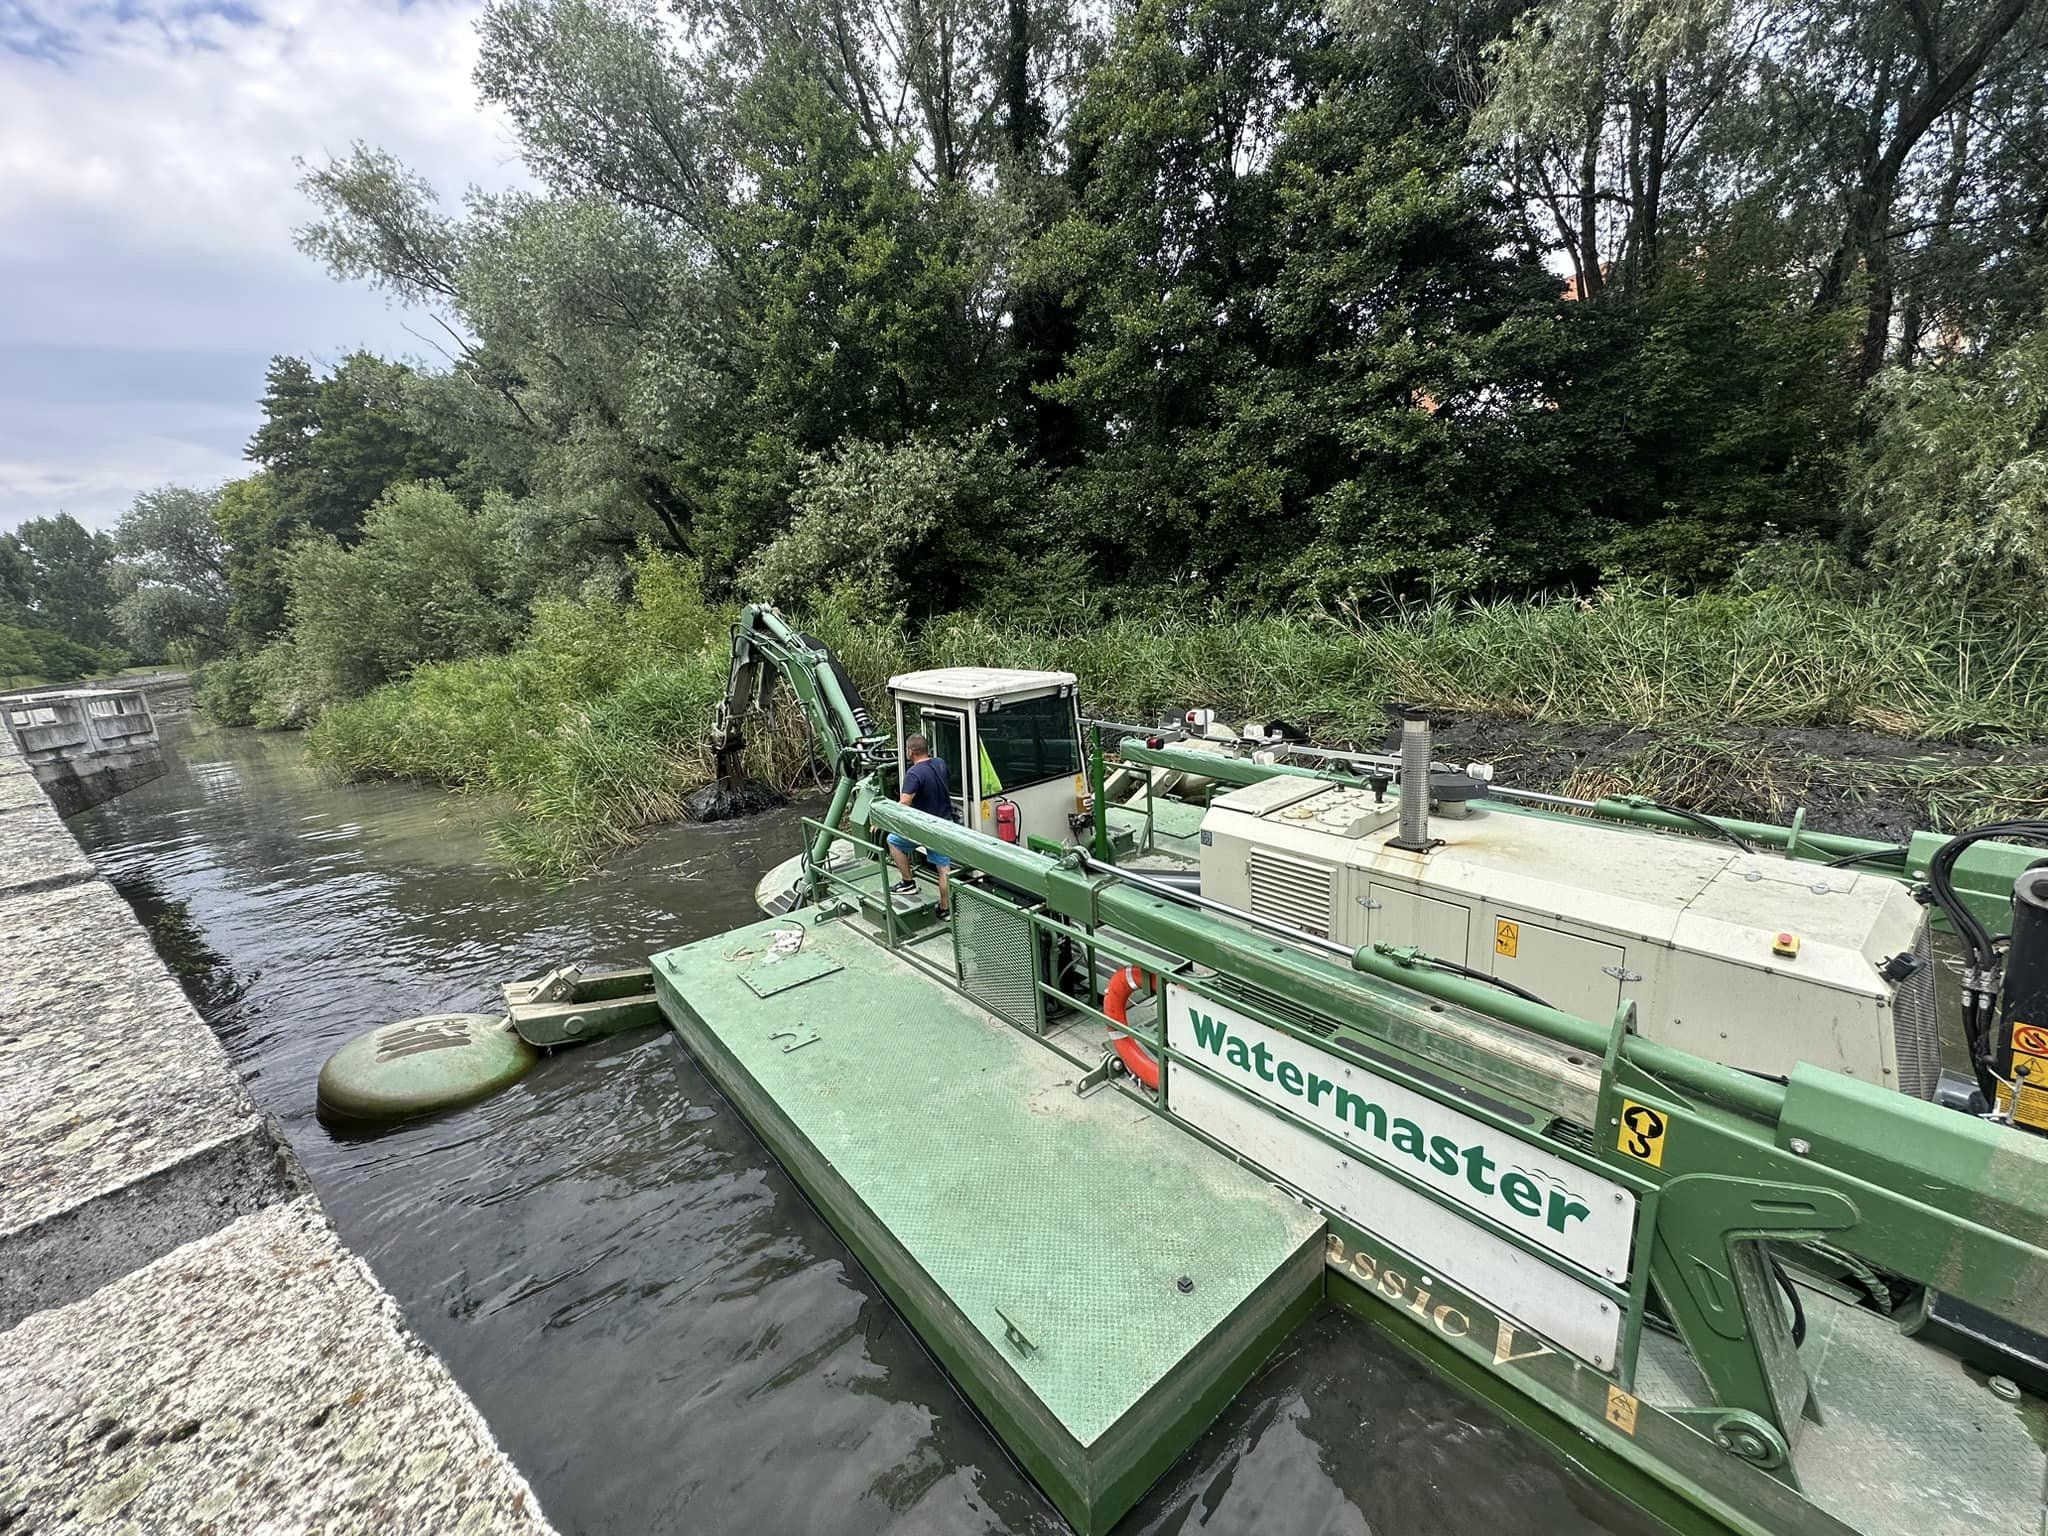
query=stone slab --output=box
[0,768,45,813]
[0,1196,557,1535]
[0,877,297,1327]
[0,806,95,896]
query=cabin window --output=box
[979,693,1079,791]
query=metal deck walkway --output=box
[652,910,1326,1535]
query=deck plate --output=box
[653,909,1325,1535]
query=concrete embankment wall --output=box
[0,729,555,1532]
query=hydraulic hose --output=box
[1400,952,1558,1010]
[1823,844,1909,870]
[1927,819,2048,1099]
[1647,801,1756,854]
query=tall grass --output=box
[813,586,2048,742]
[303,575,2048,876]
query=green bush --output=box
[284,482,533,710]
[741,433,1033,617]
[304,561,2048,876]
[195,655,260,726]
[306,552,743,874]
[0,622,104,687]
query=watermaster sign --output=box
[1164,983,1635,1281]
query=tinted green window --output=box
[980,693,1079,790]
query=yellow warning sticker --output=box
[1605,1385,1640,1435]
[2013,1021,2048,1059]
[1616,1100,1669,1166]
[1495,919,1520,958]
[2012,1049,2048,1083]
[1997,1079,2048,1132]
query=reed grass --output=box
[305,578,2048,876]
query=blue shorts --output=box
[887,832,951,868]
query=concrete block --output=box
[0,769,46,814]
[0,806,95,896]
[0,1197,556,1535]
[35,753,170,817]
[0,879,298,1328]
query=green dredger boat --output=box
[325,606,2048,1536]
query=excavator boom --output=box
[709,604,891,791]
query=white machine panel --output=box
[1198,779,1932,1092]
[1170,1066,1624,1370]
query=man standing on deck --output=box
[888,734,954,920]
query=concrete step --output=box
[0,1197,553,1534]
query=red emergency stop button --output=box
[1772,932,1801,958]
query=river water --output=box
[70,718,1653,1536]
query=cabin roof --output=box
[887,667,1076,701]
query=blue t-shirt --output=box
[903,756,955,821]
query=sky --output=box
[0,0,523,532]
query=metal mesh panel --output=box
[953,887,1042,1030]
[1893,918,1940,1100]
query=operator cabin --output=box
[887,669,1087,850]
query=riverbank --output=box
[267,576,2048,875]
[0,726,554,1532]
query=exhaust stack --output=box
[1389,710,1437,852]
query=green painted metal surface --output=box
[652,910,1326,1535]
[315,1012,537,1126]
[849,799,2048,1535]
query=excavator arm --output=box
[709,604,892,788]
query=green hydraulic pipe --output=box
[1584,796,1884,860]
[872,801,1050,888]
[806,770,857,899]
[1089,725,1112,861]
[1115,741,1352,788]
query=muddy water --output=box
[70,720,1654,1536]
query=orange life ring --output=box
[1103,965,1161,1090]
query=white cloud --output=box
[0,0,523,530]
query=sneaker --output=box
[890,880,916,895]
[935,905,951,921]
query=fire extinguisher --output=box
[994,798,1021,844]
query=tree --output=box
[0,623,101,687]
[0,532,33,629]
[227,353,466,644]
[110,485,234,661]
[283,482,535,706]
[1027,0,1320,587]
[295,0,1087,584]
[1855,326,2048,589]
[1465,0,2048,378]
[3,514,118,651]
[742,431,1035,613]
